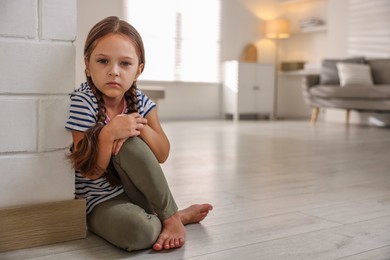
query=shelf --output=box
[279,69,320,76]
[296,25,327,34]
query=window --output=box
[125,0,221,83]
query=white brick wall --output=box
[0,152,75,208]
[0,41,75,94]
[0,0,37,38]
[0,0,77,208]
[39,97,72,152]
[41,0,77,41]
[0,98,38,153]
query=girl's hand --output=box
[105,113,147,141]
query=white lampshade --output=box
[265,19,290,39]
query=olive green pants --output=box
[87,137,178,252]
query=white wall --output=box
[325,0,349,58]
[0,0,76,208]
[279,0,328,64]
[221,0,282,64]
[221,0,263,62]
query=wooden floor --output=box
[2,120,390,260]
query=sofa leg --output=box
[346,109,350,126]
[310,107,319,125]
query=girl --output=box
[66,16,212,252]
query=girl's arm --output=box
[71,113,147,179]
[139,108,170,163]
[71,128,114,180]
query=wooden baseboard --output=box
[0,199,86,253]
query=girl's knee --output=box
[89,202,162,252]
[113,137,158,169]
[114,136,157,163]
[119,137,149,156]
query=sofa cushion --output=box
[309,85,390,99]
[320,57,366,85]
[337,63,374,86]
[367,59,390,84]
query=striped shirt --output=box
[65,82,156,214]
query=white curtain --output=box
[348,0,390,58]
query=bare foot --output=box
[153,212,185,251]
[179,204,213,225]
[153,203,213,251]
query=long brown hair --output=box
[68,16,146,185]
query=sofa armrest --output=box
[302,74,320,106]
[302,74,320,90]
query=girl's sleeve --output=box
[137,90,156,117]
[65,92,97,132]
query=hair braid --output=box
[125,82,138,114]
[93,89,107,124]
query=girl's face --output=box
[85,33,143,103]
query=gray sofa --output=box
[302,58,390,124]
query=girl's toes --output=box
[164,239,172,250]
[174,238,181,247]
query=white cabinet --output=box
[222,61,275,120]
